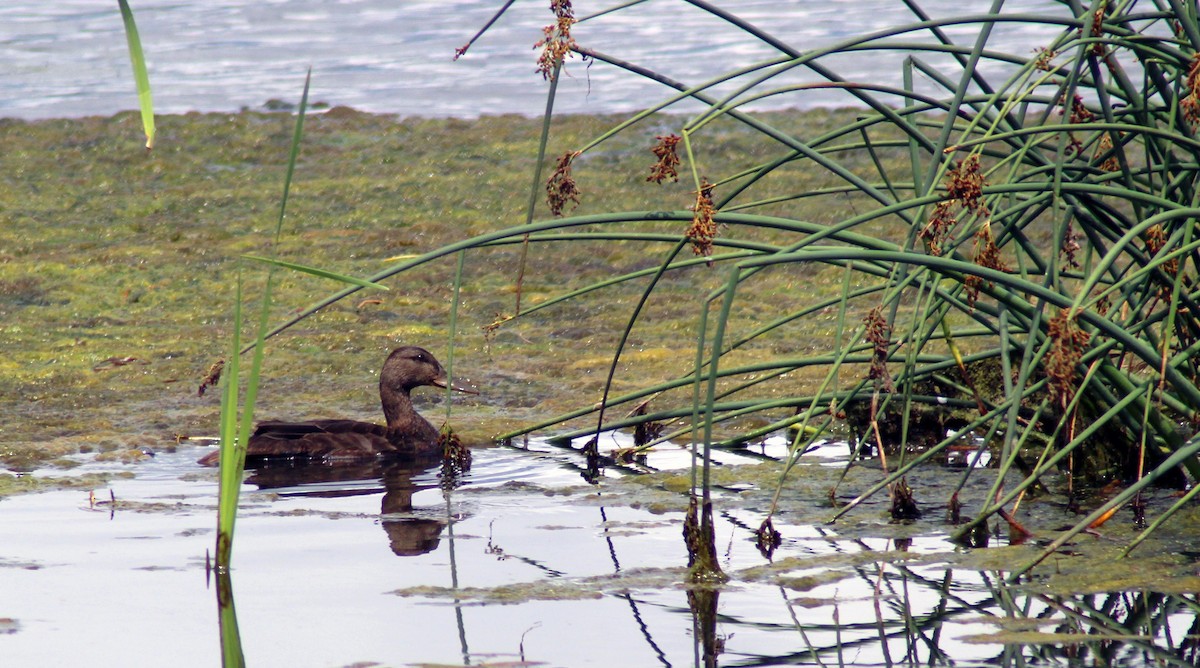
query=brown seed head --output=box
[921,155,990,255]
[1183,53,1200,125]
[1090,3,1107,56]
[1033,47,1057,72]
[198,359,224,397]
[946,154,988,216]
[647,134,682,184]
[1145,223,1179,296]
[534,0,577,81]
[546,150,581,216]
[1061,221,1082,269]
[918,200,957,256]
[964,221,1008,308]
[864,306,894,392]
[1046,308,1090,408]
[687,179,718,262]
[1094,132,1119,172]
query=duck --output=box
[197,346,473,466]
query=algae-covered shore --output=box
[0,107,868,472]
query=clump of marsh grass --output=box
[235,2,1200,578]
[469,1,1200,573]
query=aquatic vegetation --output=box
[104,8,1169,605]
[488,1,1200,573]
[243,0,1200,577]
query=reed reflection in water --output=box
[203,447,1200,667]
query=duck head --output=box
[380,346,475,394]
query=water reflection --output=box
[245,457,453,557]
[688,586,722,668]
[58,446,1191,666]
[709,530,1200,667]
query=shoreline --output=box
[0,101,865,124]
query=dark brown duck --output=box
[197,346,472,466]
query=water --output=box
[0,0,1066,119]
[2,437,1197,667]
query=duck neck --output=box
[380,385,417,428]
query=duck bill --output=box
[432,374,479,395]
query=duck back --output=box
[195,417,441,466]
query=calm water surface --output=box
[0,0,1064,119]
[1,436,1196,666]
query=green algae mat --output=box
[0,108,864,472]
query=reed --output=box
[213,71,391,569]
[209,71,396,664]
[212,71,311,572]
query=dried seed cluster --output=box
[545,150,581,216]
[1033,46,1057,71]
[964,222,1008,307]
[647,134,682,184]
[1183,53,1200,125]
[864,306,894,392]
[1094,132,1119,172]
[1060,93,1095,156]
[919,154,988,256]
[687,179,718,261]
[535,0,577,81]
[1145,223,1179,297]
[1046,308,1090,408]
[1061,220,1082,269]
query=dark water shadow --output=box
[211,455,471,665]
[246,457,451,557]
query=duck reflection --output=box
[244,456,460,557]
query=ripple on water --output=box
[0,0,1068,119]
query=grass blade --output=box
[117,0,155,149]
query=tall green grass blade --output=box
[214,70,312,571]
[514,60,562,314]
[117,0,155,149]
[215,272,245,569]
[273,69,311,240]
